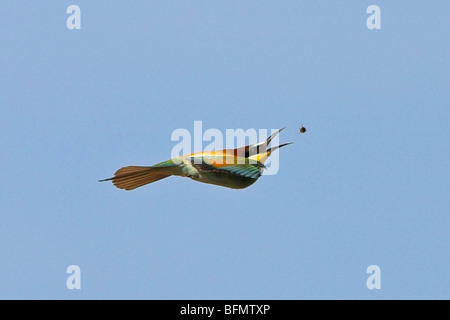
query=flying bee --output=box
[298,126,307,134]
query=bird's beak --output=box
[266,127,286,146]
[267,142,293,154]
[252,141,292,165]
[251,127,286,152]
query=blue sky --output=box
[0,1,449,299]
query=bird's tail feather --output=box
[99,166,177,190]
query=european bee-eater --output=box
[100,128,292,190]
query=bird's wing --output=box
[188,155,264,179]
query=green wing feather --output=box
[189,156,264,179]
[152,159,179,168]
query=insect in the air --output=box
[298,126,307,134]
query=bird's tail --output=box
[99,166,178,191]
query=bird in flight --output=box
[99,128,292,190]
